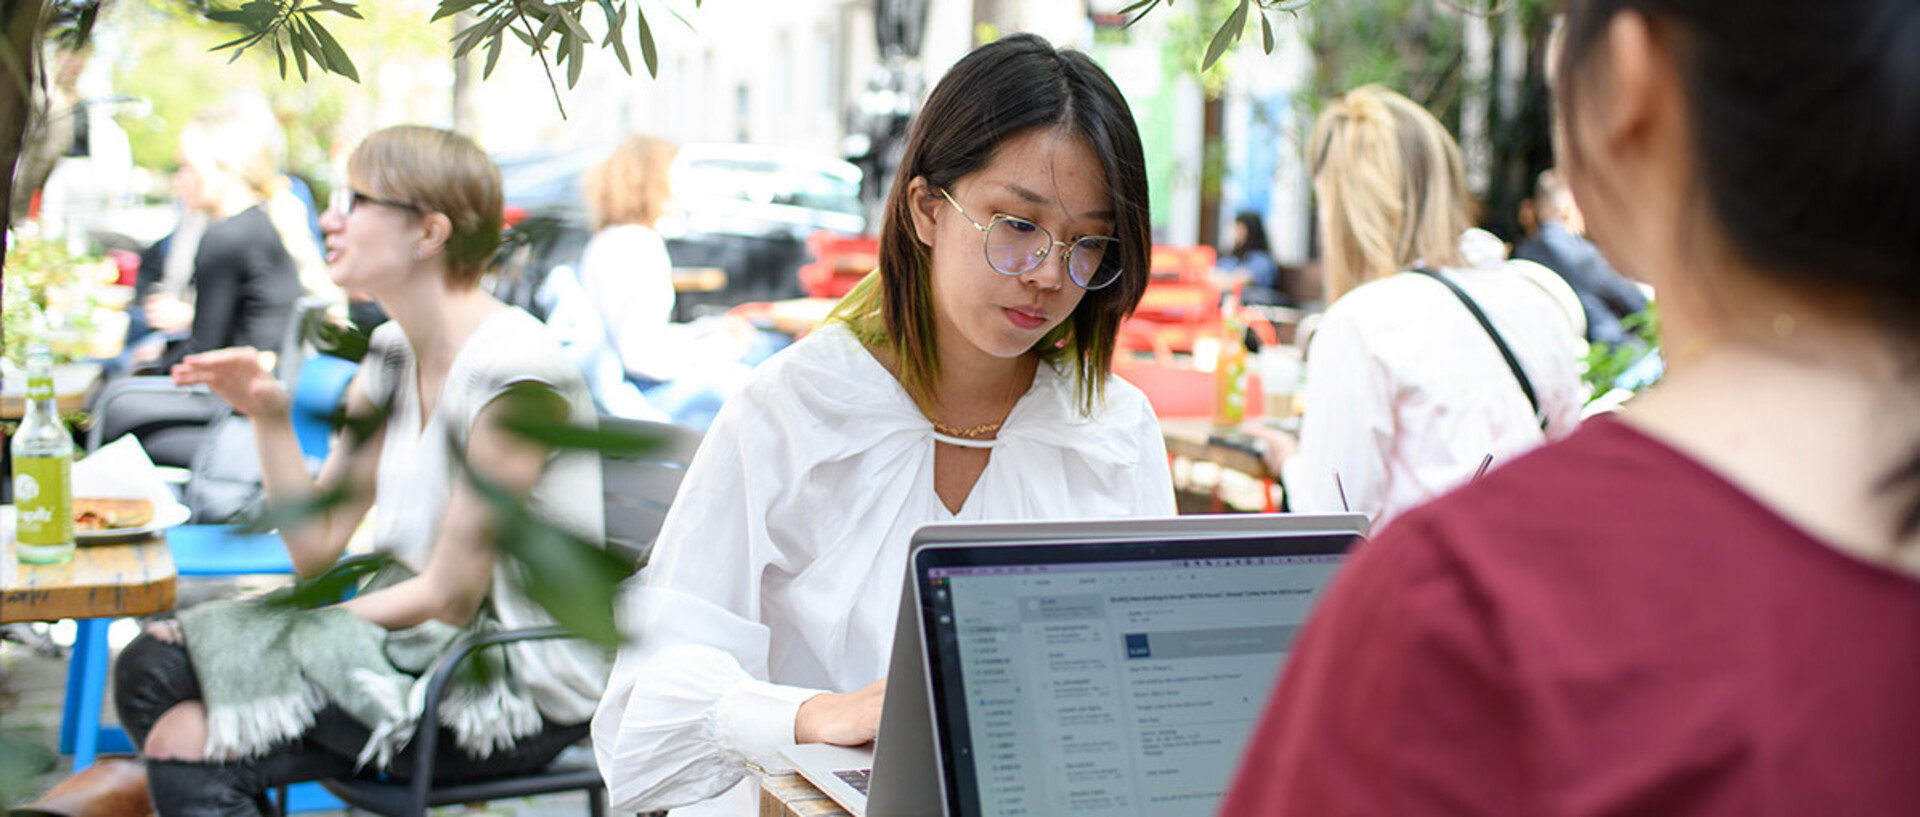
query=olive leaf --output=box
[204,0,681,118]
[257,552,396,610]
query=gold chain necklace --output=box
[930,419,1004,439]
[925,363,1030,441]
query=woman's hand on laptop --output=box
[795,678,887,746]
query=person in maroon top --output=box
[1222,0,1920,814]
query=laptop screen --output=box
[914,533,1352,817]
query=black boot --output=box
[144,758,279,817]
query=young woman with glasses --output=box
[1224,0,1920,812]
[114,126,606,813]
[592,33,1176,816]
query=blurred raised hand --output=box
[172,346,288,418]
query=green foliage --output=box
[469,384,662,647]
[1125,0,1314,74]
[201,0,364,81]
[259,551,397,608]
[1306,0,1465,119]
[109,0,435,181]
[228,377,656,649]
[199,0,691,118]
[305,308,374,362]
[1581,303,1663,400]
[496,382,661,457]
[238,480,362,536]
[1,232,108,366]
[43,0,106,51]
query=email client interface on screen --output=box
[917,539,1348,817]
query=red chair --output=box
[797,232,879,298]
[108,249,141,286]
[1119,245,1228,356]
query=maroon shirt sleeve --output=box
[1219,511,1540,816]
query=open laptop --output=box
[782,513,1366,817]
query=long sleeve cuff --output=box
[713,679,827,773]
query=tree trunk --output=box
[1199,93,1223,250]
[452,11,478,136]
[1,0,50,276]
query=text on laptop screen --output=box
[916,539,1348,817]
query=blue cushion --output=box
[167,523,295,576]
[292,354,360,464]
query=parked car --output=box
[492,143,866,320]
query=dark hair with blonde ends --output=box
[829,33,1151,415]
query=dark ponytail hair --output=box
[1558,0,1920,532]
[829,33,1151,415]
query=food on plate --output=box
[73,497,155,531]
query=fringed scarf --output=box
[176,563,543,770]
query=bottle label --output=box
[15,456,74,545]
[27,374,54,401]
[1213,330,1248,428]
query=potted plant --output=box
[2,229,115,371]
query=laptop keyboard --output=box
[834,768,873,795]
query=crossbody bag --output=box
[1409,267,1548,432]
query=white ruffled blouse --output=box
[591,323,1177,814]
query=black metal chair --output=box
[318,627,609,817]
[318,417,703,817]
[84,376,225,468]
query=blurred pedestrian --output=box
[1218,210,1287,305]
[542,133,678,420]
[1515,167,1649,348]
[126,99,337,373]
[546,133,771,427]
[1224,0,1920,813]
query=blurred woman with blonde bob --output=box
[577,133,679,386]
[1249,84,1586,528]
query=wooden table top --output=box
[1,524,177,623]
[671,266,728,293]
[1,361,105,420]
[759,772,852,817]
[765,298,839,337]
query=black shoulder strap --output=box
[1409,267,1547,432]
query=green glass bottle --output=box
[12,344,75,564]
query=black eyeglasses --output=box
[939,188,1123,290]
[330,187,421,215]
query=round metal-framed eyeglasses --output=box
[939,188,1123,290]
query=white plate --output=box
[75,501,192,544]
